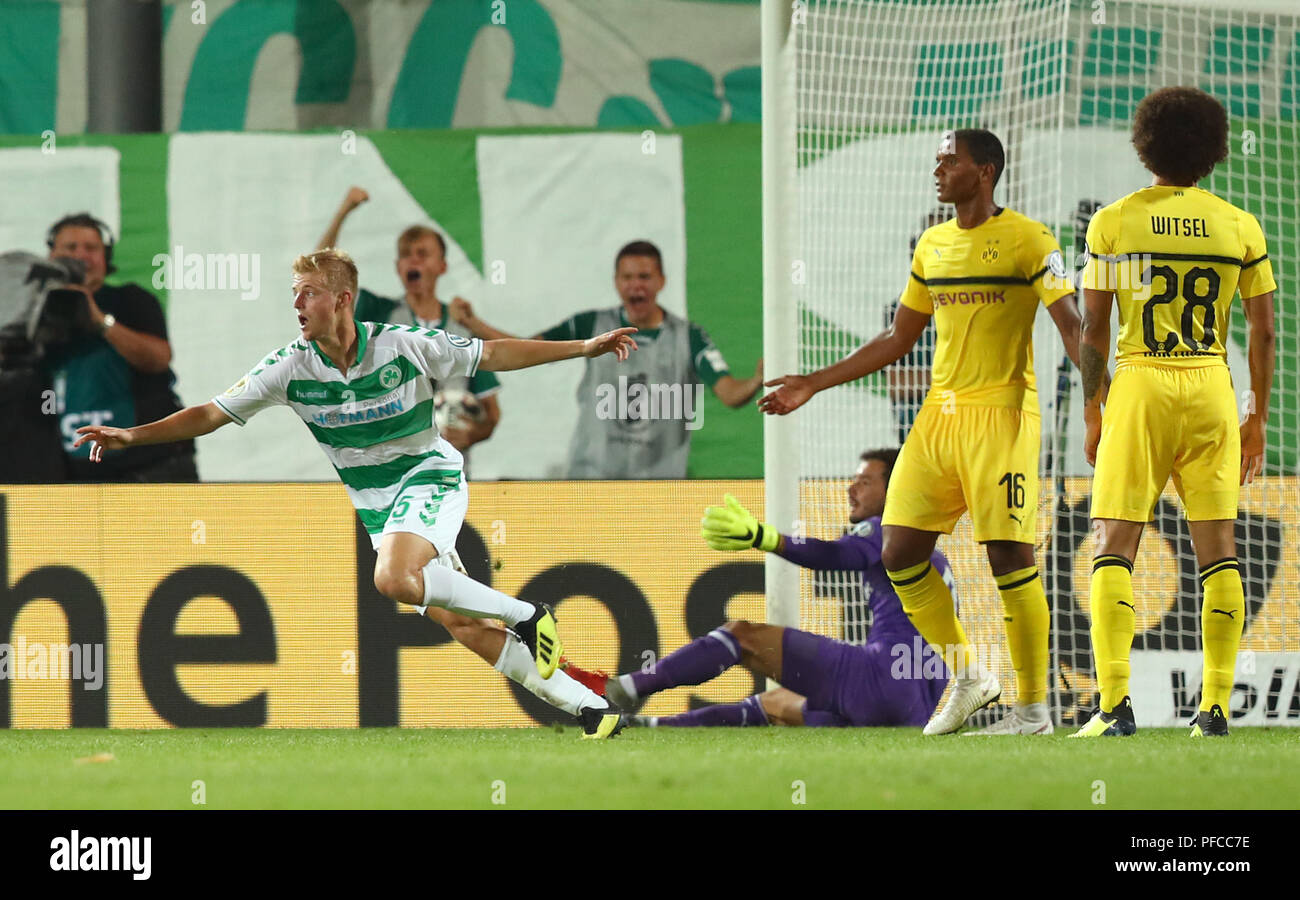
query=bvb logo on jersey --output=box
[981,246,999,263]
[379,364,402,389]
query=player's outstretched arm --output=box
[317,186,368,251]
[700,494,873,571]
[1240,291,1275,485]
[477,327,638,372]
[73,403,233,463]
[758,304,929,415]
[1079,287,1114,467]
[701,494,783,552]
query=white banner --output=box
[1129,650,1300,727]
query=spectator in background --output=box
[884,209,947,442]
[318,187,501,465]
[452,240,763,479]
[45,213,196,482]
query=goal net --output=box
[763,0,1300,727]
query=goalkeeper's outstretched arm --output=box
[758,304,930,415]
[73,403,233,463]
[701,495,872,571]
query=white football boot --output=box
[922,671,1001,735]
[963,704,1054,735]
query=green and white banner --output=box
[166,130,690,481]
[2,120,1298,477]
[0,125,765,480]
[2,0,762,135]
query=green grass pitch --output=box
[1,727,1296,809]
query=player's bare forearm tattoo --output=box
[1081,343,1108,407]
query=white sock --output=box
[493,639,607,715]
[421,559,534,626]
[1018,701,1048,722]
[616,673,639,701]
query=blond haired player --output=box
[74,249,639,739]
[762,129,1086,735]
[1073,87,1276,738]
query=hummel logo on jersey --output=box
[1211,608,1236,619]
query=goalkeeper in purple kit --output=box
[592,449,956,727]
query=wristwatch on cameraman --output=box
[100,313,116,335]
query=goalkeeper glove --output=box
[701,494,780,552]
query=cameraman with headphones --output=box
[44,213,197,482]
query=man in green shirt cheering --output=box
[318,187,500,459]
[453,240,762,479]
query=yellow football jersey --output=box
[898,207,1074,411]
[1080,184,1276,369]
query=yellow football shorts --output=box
[883,404,1040,543]
[1091,364,1239,522]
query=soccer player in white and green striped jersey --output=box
[73,249,638,739]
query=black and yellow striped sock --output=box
[887,560,975,678]
[994,565,1048,706]
[1090,555,1136,712]
[1199,558,1244,713]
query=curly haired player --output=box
[1073,87,1276,738]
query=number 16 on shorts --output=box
[999,472,1026,522]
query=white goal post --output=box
[763,0,1300,727]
